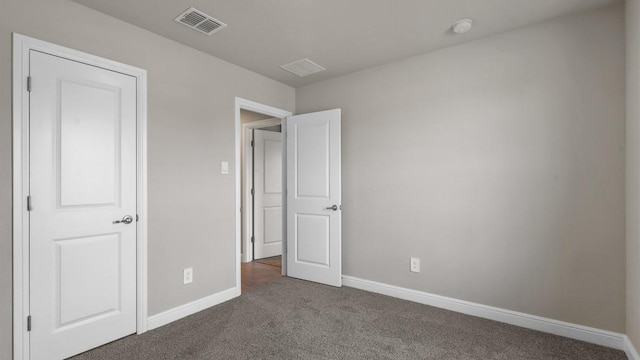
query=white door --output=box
[253,129,283,259]
[286,109,342,287]
[29,50,138,360]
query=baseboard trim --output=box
[626,336,640,360]
[342,276,625,351]
[147,287,238,331]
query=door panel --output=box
[263,207,282,245]
[57,234,121,326]
[286,109,341,287]
[253,129,283,259]
[295,122,329,198]
[59,80,120,207]
[295,214,330,266]
[29,50,137,360]
[263,139,283,194]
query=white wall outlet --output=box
[183,267,193,284]
[410,258,420,273]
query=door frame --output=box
[12,33,148,360]
[234,98,291,293]
[242,118,282,263]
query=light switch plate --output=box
[221,161,229,175]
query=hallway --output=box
[241,256,282,293]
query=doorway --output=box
[235,99,292,293]
[242,111,283,292]
[241,110,282,263]
[234,99,344,293]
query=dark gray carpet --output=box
[71,277,627,360]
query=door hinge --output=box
[251,236,255,244]
[136,214,139,222]
[27,195,32,211]
[27,76,31,92]
[251,188,254,196]
[250,140,254,147]
[27,315,31,331]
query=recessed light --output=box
[452,19,473,34]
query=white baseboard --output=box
[147,287,238,331]
[627,336,640,360]
[342,276,625,351]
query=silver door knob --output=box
[113,215,134,224]
[325,205,339,211]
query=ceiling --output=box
[72,0,620,88]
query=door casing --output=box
[235,98,291,293]
[12,33,148,360]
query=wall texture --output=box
[297,4,625,332]
[0,0,295,359]
[627,0,640,351]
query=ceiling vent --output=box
[281,59,326,77]
[174,7,227,35]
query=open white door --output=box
[253,129,283,259]
[29,50,137,359]
[286,109,341,287]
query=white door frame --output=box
[12,33,148,360]
[235,98,291,293]
[242,118,283,263]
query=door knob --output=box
[325,205,339,211]
[113,215,134,225]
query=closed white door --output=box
[253,129,283,259]
[29,50,138,360]
[286,109,342,287]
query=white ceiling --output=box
[72,0,620,87]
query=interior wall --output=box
[627,0,640,350]
[297,3,626,332]
[241,109,274,124]
[259,125,282,132]
[0,1,295,359]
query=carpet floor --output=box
[71,278,627,360]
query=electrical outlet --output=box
[183,267,193,284]
[410,258,420,273]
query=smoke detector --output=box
[452,19,473,34]
[175,7,227,35]
[281,59,326,77]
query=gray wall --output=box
[627,0,640,350]
[297,4,626,332]
[241,109,274,124]
[0,0,295,359]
